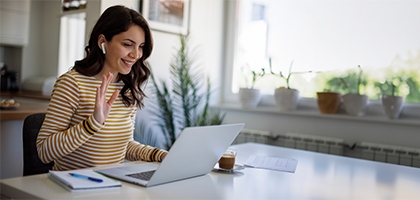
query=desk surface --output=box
[1,143,420,199]
[0,97,49,121]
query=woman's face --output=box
[102,25,145,77]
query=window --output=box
[58,12,86,76]
[223,0,420,104]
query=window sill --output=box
[215,102,420,127]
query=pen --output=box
[69,173,103,183]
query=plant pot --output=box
[316,92,341,114]
[274,88,299,111]
[238,88,261,108]
[342,93,369,116]
[381,95,404,119]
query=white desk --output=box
[1,142,420,199]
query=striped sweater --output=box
[37,69,166,171]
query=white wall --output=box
[147,0,225,94]
[21,0,61,82]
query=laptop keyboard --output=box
[126,170,156,181]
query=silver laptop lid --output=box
[147,123,244,186]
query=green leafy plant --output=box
[133,119,160,148]
[390,83,396,96]
[391,84,395,96]
[376,79,401,97]
[240,64,266,89]
[269,58,311,90]
[339,65,364,94]
[149,33,225,150]
[371,69,418,102]
[324,65,366,94]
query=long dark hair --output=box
[73,5,153,108]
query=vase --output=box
[342,93,369,116]
[317,92,341,114]
[381,95,404,119]
[274,88,299,111]
[238,88,261,108]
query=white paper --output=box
[244,155,298,173]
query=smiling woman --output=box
[36,5,168,172]
[224,0,420,104]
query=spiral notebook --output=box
[49,169,121,192]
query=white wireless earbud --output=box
[101,42,106,54]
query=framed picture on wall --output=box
[140,0,190,35]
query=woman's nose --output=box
[129,48,142,59]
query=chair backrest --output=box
[22,113,54,176]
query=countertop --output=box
[0,92,50,121]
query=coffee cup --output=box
[218,149,236,170]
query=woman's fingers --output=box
[94,72,118,124]
[100,73,113,95]
[101,72,116,104]
[107,90,120,106]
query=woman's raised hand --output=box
[94,72,119,124]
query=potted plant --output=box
[316,72,344,114]
[269,59,311,111]
[316,89,341,114]
[238,66,266,108]
[148,33,226,149]
[381,82,404,119]
[340,65,369,116]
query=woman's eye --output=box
[124,43,132,47]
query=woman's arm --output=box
[126,141,168,162]
[125,110,168,162]
[36,73,103,164]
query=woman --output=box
[36,5,167,171]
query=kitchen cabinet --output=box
[0,0,31,46]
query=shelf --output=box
[216,103,420,127]
[58,9,86,17]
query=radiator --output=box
[233,130,344,156]
[232,128,271,145]
[358,142,420,167]
[232,129,420,168]
[282,132,344,156]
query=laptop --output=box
[96,123,244,187]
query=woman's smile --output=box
[122,59,136,68]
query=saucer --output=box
[213,164,245,174]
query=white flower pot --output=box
[274,88,300,111]
[342,93,369,116]
[238,88,261,108]
[381,95,404,119]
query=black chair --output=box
[22,113,54,176]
